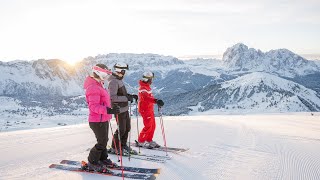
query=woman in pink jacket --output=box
[83,64,120,171]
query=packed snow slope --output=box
[1,114,320,180]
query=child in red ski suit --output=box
[137,71,164,148]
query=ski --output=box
[107,148,171,160]
[135,152,172,160]
[132,140,189,153]
[86,147,167,163]
[60,160,161,174]
[107,151,166,163]
[49,163,157,180]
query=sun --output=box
[64,56,83,66]
[66,60,78,66]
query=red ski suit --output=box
[138,80,157,143]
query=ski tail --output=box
[133,140,189,153]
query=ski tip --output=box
[60,160,67,164]
[49,164,56,168]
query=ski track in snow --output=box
[0,114,320,180]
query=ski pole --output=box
[115,113,124,180]
[158,106,168,156]
[128,101,132,161]
[109,120,120,162]
[136,102,141,154]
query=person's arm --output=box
[139,91,156,104]
[86,87,107,114]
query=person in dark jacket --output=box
[107,62,138,154]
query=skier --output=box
[107,62,138,155]
[83,64,121,171]
[137,71,164,148]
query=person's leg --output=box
[100,122,109,160]
[148,113,156,142]
[121,111,131,146]
[100,121,117,167]
[111,123,119,149]
[112,112,127,149]
[88,122,108,164]
[138,112,153,143]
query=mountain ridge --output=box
[0,43,319,116]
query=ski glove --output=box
[132,94,138,101]
[127,94,138,103]
[126,94,134,103]
[107,105,121,114]
[156,99,164,107]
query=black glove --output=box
[132,94,138,102]
[156,99,164,107]
[107,105,120,114]
[127,94,133,103]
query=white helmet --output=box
[141,71,154,82]
[92,64,112,80]
[114,62,129,73]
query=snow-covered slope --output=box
[1,114,320,179]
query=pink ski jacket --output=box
[84,76,112,123]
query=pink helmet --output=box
[92,64,112,80]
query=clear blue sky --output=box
[0,0,319,63]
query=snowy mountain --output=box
[0,59,84,96]
[222,43,320,77]
[164,72,320,115]
[83,53,218,96]
[0,44,319,117]
[87,53,184,70]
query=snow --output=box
[1,113,320,179]
[184,58,223,77]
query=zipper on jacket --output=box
[100,102,104,127]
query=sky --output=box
[0,0,320,64]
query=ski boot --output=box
[100,158,118,168]
[142,141,154,149]
[123,144,138,155]
[150,141,161,148]
[81,161,111,173]
[109,146,128,156]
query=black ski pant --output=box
[88,121,109,164]
[112,111,131,149]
